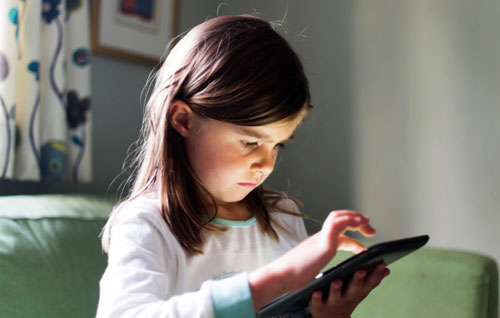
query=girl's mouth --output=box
[238,182,257,188]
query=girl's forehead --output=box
[234,117,303,142]
[194,111,305,140]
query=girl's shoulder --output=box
[267,196,308,240]
[264,190,301,211]
[104,192,186,267]
[265,192,303,221]
[270,196,301,213]
[109,192,179,246]
[113,192,162,223]
[269,203,301,226]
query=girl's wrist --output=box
[248,263,293,310]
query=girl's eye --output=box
[276,143,286,150]
[242,141,259,148]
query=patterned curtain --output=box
[0,0,92,182]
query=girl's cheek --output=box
[202,151,237,175]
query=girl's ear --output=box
[168,100,195,137]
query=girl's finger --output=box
[337,235,366,254]
[344,269,366,299]
[327,280,342,304]
[323,211,370,230]
[309,291,324,311]
[324,210,368,223]
[364,263,390,290]
[340,213,375,237]
[359,223,377,237]
[324,214,371,238]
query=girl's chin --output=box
[217,191,254,205]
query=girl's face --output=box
[184,114,303,209]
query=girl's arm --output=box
[248,210,385,314]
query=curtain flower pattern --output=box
[0,0,92,182]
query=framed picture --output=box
[91,0,179,64]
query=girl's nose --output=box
[250,148,276,175]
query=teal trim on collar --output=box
[210,217,257,227]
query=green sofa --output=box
[0,194,498,318]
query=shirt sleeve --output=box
[210,272,255,318]
[96,203,255,318]
[275,197,309,242]
[295,216,309,241]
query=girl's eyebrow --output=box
[237,127,295,143]
[279,134,295,143]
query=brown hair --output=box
[102,15,312,254]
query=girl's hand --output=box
[317,210,376,255]
[249,210,376,310]
[308,263,390,318]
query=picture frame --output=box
[91,0,179,65]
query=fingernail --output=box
[332,280,342,289]
[313,291,322,301]
[357,270,367,278]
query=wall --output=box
[351,1,500,264]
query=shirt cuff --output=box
[210,272,255,318]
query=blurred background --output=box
[1,0,499,267]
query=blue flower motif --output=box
[42,0,61,24]
[72,48,91,67]
[66,91,90,129]
[8,7,19,40]
[8,7,18,25]
[0,52,9,81]
[71,135,83,147]
[27,61,40,81]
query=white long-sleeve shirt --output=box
[97,193,308,318]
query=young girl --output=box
[97,15,389,318]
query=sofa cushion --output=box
[0,194,115,318]
[328,246,499,318]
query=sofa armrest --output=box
[0,194,116,318]
[326,247,498,318]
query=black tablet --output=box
[257,234,429,318]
